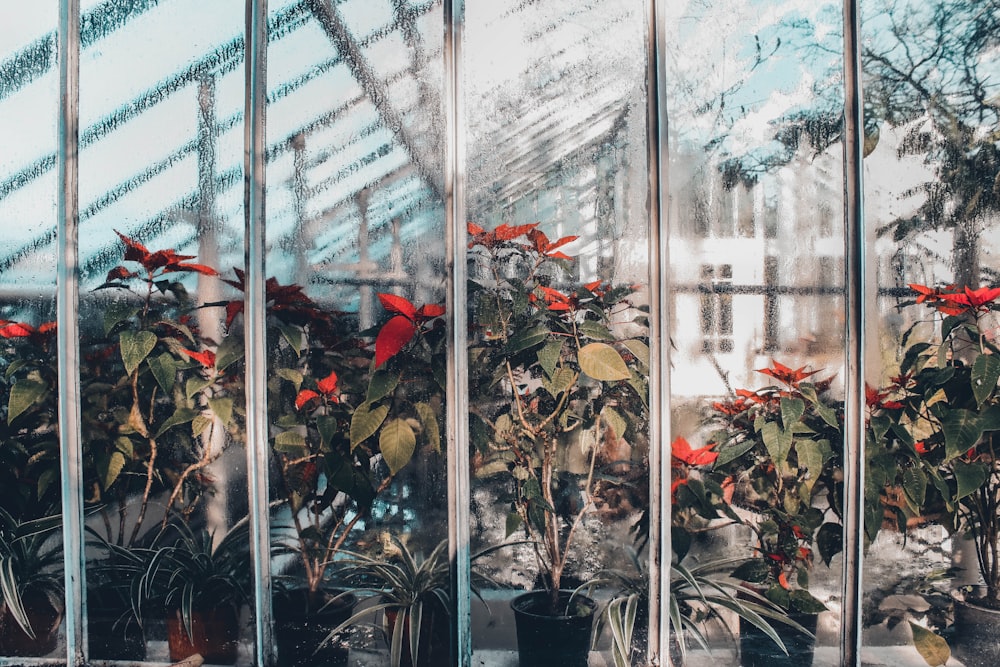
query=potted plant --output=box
[0,509,63,658]
[320,534,450,667]
[466,221,649,667]
[706,361,843,666]
[127,518,251,664]
[867,283,1000,667]
[246,275,445,665]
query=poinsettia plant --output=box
[248,273,445,598]
[706,361,844,614]
[867,284,1000,609]
[467,221,649,612]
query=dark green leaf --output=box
[761,421,793,467]
[120,330,157,376]
[780,397,805,430]
[903,466,927,507]
[367,369,401,403]
[215,334,244,371]
[789,589,828,614]
[816,522,843,566]
[155,407,199,438]
[147,352,177,394]
[730,559,770,583]
[940,409,984,462]
[536,339,564,379]
[504,326,549,355]
[350,402,389,449]
[415,402,441,453]
[577,320,616,341]
[7,379,47,424]
[953,460,989,501]
[103,302,140,337]
[316,415,339,449]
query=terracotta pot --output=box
[952,598,1000,667]
[273,588,356,666]
[0,593,62,657]
[511,590,596,667]
[166,605,240,664]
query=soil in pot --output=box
[166,605,240,664]
[273,588,356,667]
[87,588,146,661]
[511,590,596,667]
[952,598,1000,667]
[0,593,62,657]
[739,610,819,667]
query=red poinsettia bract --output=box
[909,283,1000,316]
[756,360,822,388]
[373,293,445,368]
[110,230,219,280]
[295,370,339,411]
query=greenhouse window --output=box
[0,0,998,666]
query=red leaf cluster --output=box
[909,283,1000,316]
[110,230,219,280]
[373,293,445,368]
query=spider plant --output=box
[0,508,63,640]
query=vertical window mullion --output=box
[444,0,471,664]
[840,0,866,664]
[245,0,273,664]
[56,0,85,662]
[648,0,670,662]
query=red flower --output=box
[467,222,539,249]
[532,286,573,311]
[295,370,340,411]
[221,269,331,330]
[0,321,57,345]
[373,293,445,367]
[866,383,903,411]
[909,283,1000,316]
[526,228,578,260]
[180,348,216,369]
[294,389,320,411]
[671,436,719,466]
[113,230,219,277]
[756,360,822,388]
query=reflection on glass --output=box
[464,1,650,664]
[0,0,64,660]
[265,1,450,664]
[74,1,249,663]
[862,1,1000,665]
[666,1,846,664]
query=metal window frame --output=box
[40,0,869,665]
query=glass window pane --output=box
[464,1,651,663]
[0,2,64,660]
[265,1,450,664]
[665,1,847,664]
[77,1,249,663]
[862,1,1000,665]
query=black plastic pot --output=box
[952,598,1000,667]
[87,587,146,661]
[739,610,819,667]
[273,588,357,667]
[511,590,596,667]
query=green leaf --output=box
[761,421,793,467]
[415,402,441,453]
[621,339,650,367]
[797,438,826,502]
[367,369,401,403]
[191,414,212,438]
[536,339,564,380]
[207,397,233,425]
[214,334,244,371]
[504,326,549,355]
[380,418,416,474]
[544,367,576,397]
[155,407,199,438]
[275,320,303,355]
[316,415,339,449]
[903,466,927,507]
[100,451,126,491]
[120,330,157,376]
[115,436,134,458]
[103,302,140,336]
[274,430,307,453]
[7,379,47,424]
[972,355,1000,408]
[505,512,522,538]
[601,406,627,441]
[147,352,177,394]
[577,320,616,341]
[730,559,770,583]
[350,402,389,450]
[185,377,211,400]
[908,622,950,667]
[953,460,989,501]
[276,368,303,388]
[789,589,828,614]
[940,409,984,461]
[578,342,630,381]
[715,439,756,468]
[816,522,843,566]
[780,397,805,430]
